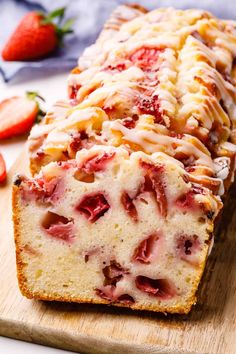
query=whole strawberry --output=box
[2,8,74,61]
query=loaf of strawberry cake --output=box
[13,5,236,314]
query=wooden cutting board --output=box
[1,149,236,354]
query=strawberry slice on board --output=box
[0,92,45,140]
[2,8,74,61]
[0,154,7,183]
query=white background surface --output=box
[0,337,74,354]
[0,74,77,353]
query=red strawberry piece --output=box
[140,161,168,217]
[0,153,7,183]
[68,85,81,100]
[176,233,202,266]
[69,131,95,156]
[70,130,89,152]
[116,294,135,305]
[2,8,74,61]
[137,94,163,123]
[129,47,164,71]
[175,185,205,212]
[35,150,46,162]
[135,276,176,299]
[42,211,75,243]
[122,115,139,129]
[175,191,196,210]
[102,260,129,286]
[81,152,115,174]
[76,192,110,223]
[149,172,167,217]
[104,62,127,72]
[20,176,63,204]
[170,132,184,139]
[140,174,153,193]
[95,287,135,305]
[176,234,200,258]
[121,191,138,222]
[69,132,84,153]
[0,95,40,139]
[132,233,160,264]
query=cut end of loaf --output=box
[13,147,219,314]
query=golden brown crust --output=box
[19,289,193,314]
[12,184,29,298]
[18,260,208,314]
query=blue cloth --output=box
[1,0,236,82]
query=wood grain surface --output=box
[0,149,236,354]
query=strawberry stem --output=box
[39,7,75,43]
[48,7,66,24]
[36,108,46,124]
[26,91,46,123]
[26,91,45,102]
[40,7,66,25]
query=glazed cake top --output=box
[29,6,236,196]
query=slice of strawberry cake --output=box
[13,146,221,313]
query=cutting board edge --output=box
[0,316,199,354]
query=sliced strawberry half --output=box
[0,94,43,139]
[0,154,7,183]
